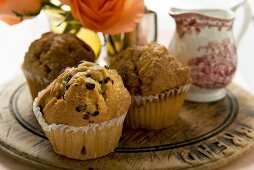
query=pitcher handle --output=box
[232,0,252,46]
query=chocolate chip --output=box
[56,92,63,99]
[85,74,91,78]
[39,106,44,115]
[91,111,99,116]
[86,82,95,90]
[99,77,110,84]
[76,105,87,112]
[111,80,114,84]
[83,114,89,120]
[104,77,110,84]
[81,146,86,155]
[66,75,72,82]
[104,65,110,69]
[89,121,94,123]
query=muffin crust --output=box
[110,43,192,96]
[37,62,131,127]
[23,32,95,82]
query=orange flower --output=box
[61,0,144,35]
[0,0,42,25]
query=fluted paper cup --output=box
[22,68,51,99]
[125,84,190,130]
[33,90,126,160]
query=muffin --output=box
[22,32,95,99]
[110,43,192,130]
[33,61,131,160]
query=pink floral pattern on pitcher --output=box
[174,13,234,38]
[188,38,237,89]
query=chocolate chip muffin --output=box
[33,61,131,160]
[110,43,192,129]
[22,32,95,99]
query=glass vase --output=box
[106,8,158,57]
[44,8,101,58]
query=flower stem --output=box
[108,35,118,55]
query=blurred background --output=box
[0,0,253,95]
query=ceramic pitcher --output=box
[169,0,251,102]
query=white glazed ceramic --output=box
[169,0,251,102]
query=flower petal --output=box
[62,0,144,34]
[103,0,145,34]
[0,0,42,25]
[0,14,20,25]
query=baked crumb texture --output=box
[23,32,95,82]
[110,43,192,96]
[37,61,131,127]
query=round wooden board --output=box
[1,76,254,170]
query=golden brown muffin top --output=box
[37,61,131,127]
[23,32,95,81]
[110,43,192,96]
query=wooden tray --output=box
[1,76,254,170]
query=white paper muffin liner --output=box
[22,68,51,99]
[33,89,126,160]
[125,84,190,130]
